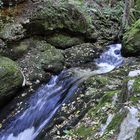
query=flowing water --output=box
[0,44,123,140]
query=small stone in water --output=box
[35,80,40,84]
[22,93,27,97]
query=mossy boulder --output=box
[0,39,31,59]
[46,33,84,49]
[18,39,64,82]
[26,1,95,40]
[122,19,140,56]
[0,56,23,107]
[12,40,30,57]
[64,43,102,67]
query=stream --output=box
[0,44,123,140]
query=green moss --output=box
[123,19,140,54]
[132,76,140,93]
[135,127,140,140]
[0,23,23,41]
[86,90,123,139]
[33,40,64,63]
[106,111,127,132]
[88,90,119,118]
[18,39,64,81]
[136,0,140,11]
[14,44,28,53]
[85,76,109,89]
[124,19,140,40]
[98,110,127,140]
[0,56,23,97]
[63,125,93,139]
[129,76,140,104]
[31,1,94,39]
[46,33,84,48]
[12,40,30,58]
[74,125,93,138]
[99,90,119,105]
[70,90,119,140]
[130,95,140,103]
[95,76,109,87]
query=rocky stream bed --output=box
[0,0,140,140]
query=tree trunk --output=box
[122,0,134,28]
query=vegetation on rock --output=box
[0,0,140,140]
[122,19,140,56]
[0,56,23,107]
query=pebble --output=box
[22,93,27,97]
[35,79,40,84]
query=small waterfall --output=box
[0,44,123,140]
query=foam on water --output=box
[6,128,34,140]
[0,44,123,140]
[71,44,123,78]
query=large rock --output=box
[64,43,102,67]
[46,33,84,49]
[0,39,30,59]
[122,19,140,56]
[18,39,64,82]
[26,1,96,40]
[11,39,30,58]
[0,56,23,107]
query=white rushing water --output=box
[71,44,123,78]
[0,44,123,140]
